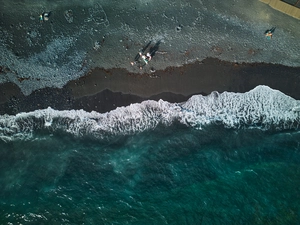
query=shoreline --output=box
[1,58,300,115]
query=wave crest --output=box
[1,85,299,141]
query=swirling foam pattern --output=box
[0,85,299,141]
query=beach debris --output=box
[64,10,73,23]
[248,48,261,56]
[149,73,160,78]
[156,51,167,54]
[211,46,223,55]
[150,67,156,73]
[175,25,183,32]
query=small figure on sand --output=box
[130,51,152,69]
[137,52,152,69]
[130,41,152,67]
[265,27,276,40]
[130,40,161,70]
[39,12,51,22]
[140,52,152,64]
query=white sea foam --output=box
[0,86,299,142]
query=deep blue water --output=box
[1,124,300,224]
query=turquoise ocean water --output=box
[1,86,300,224]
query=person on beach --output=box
[265,27,276,40]
[265,31,273,39]
[140,52,152,64]
[137,52,152,69]
[39,12,51,22]
[146,53,152,61]
[130,50,143,66]
[130,51,152,69]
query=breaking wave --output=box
[1,85,300,142]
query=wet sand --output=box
[0,58,300,115]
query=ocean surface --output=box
[1,85,300,224]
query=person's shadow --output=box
[265,27,276,34]
[149,40,161,57]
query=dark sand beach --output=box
[0,0,299,113]
[1,57,299,115]
[2,1,300,223]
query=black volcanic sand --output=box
[0,58,300,115]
